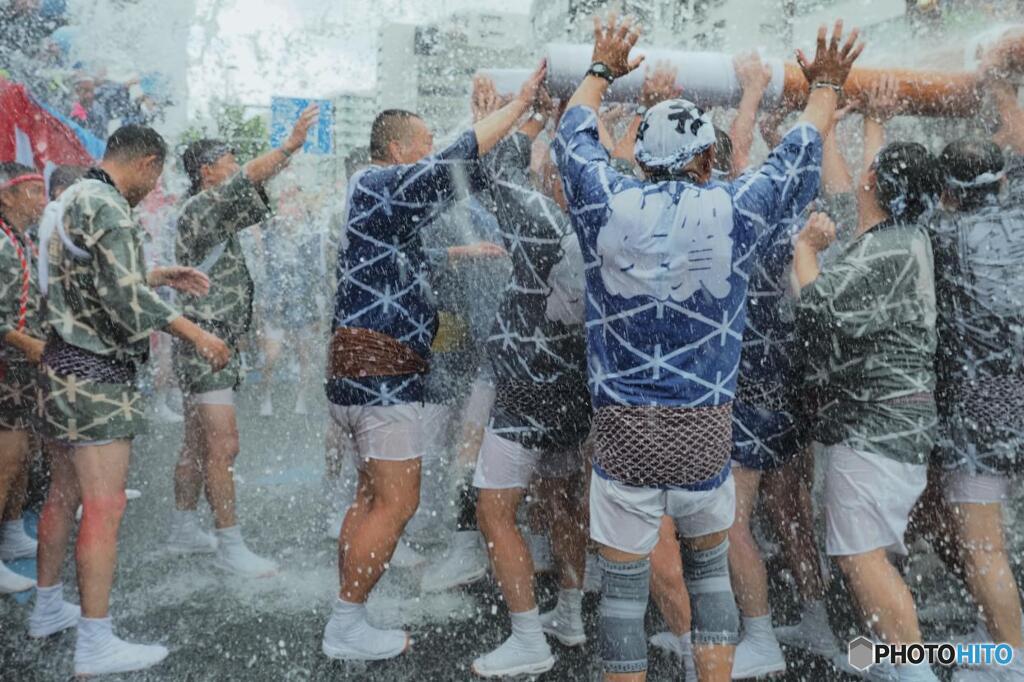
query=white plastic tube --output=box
[481,43,786,108]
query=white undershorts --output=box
[187,389,236,407]
[328,403,435,466]
[943,470,1012,506]
[589,472,736,556]
[262,326,285,343]
[472,429,582,490]
[823,444,928,557]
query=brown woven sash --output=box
[591,403,733,488]
[328,326,429,379]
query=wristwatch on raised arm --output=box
[587,62,615,83]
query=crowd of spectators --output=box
[0,0,172,140]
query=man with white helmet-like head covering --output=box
[552,13,863,681]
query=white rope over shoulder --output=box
[37,180,95,297]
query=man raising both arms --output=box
[320,61,547,662]
[31,125,229,677]
[552,14,861,681]
[167,106,318,576]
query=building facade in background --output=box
[377,11,533,137]
[332,91,376,160]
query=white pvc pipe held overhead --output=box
[480,43,786,108]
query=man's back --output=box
[552,105,822,409]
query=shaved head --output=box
[370,110,432,164]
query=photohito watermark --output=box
[848,637,1015,671]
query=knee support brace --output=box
[681,539,740,646]
[598,555,650,674]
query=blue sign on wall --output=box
[270,97,333,155]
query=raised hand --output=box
[591,12,644,78]
[472,75,504,123]
[733,51,772,96]
[516,59,548,110]
[639,60,682,108]
[861,74,901,123]
[797,212,837,253]
[284,104,320,154]
[148,265,211,297]
[795,20,864,88]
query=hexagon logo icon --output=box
[848,636,876,671]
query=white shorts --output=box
[187,389,236,407]
[263,326,285,343]
[328,403,434,465]
[823,444,928,557]
[589,472,736,556]
[461,377,496,429]
[944,470,1012,506]
[472,429,582,490]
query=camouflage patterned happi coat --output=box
[42,173,179,442]
[0,219,43,431]
[797,219,938,465]
[173,171,269,394]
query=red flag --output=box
[0,77,93,169]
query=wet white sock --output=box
[216,525,244,547]
[743,614,776,644]
[172,509,198,528]
[2,519,27,539]
[510,607,545,645]
[332,597,366,630]
[557,588,583,615]
[77,616,114,646]
[35,583,64,613]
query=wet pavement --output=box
[0,377,1017,680]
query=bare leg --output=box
[729,465,769,617]
[0,430,29,521]
[196,403,240,529]
[835,549,924,645]
[907,464,963,582]
[650,516,692,636]
[538,475,587,589]
[73,441,131,619]
[173,399,205,511]
[762,449,827,602]
[478,487,535,611]
[257,333,282,399]
[338,457,421,603]
[36,442,80,588]
[952,501,1023,648]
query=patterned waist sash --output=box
[328,326,428,378]
[954,376,1024,427]
[42,336,137,384]
[734,381,792,413]
[494,377,592,447]
[591,403,733,488]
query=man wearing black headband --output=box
[167,105,318,578]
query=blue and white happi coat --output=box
[552,105,822,486]
[327,130,484,406]
[732,208,807,471]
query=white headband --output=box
[946,170,1006,189]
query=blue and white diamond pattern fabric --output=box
[327,130,484,407]
[552,105,822,411]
